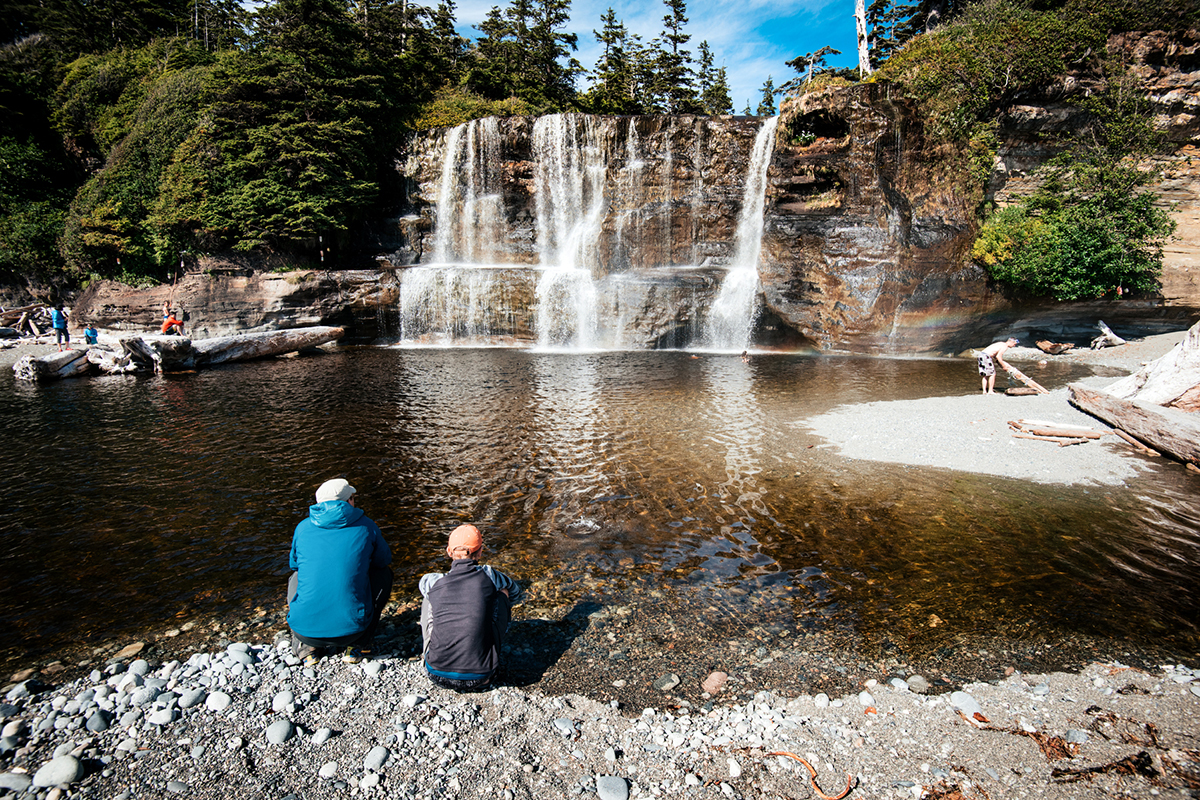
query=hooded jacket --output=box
[287,500,391,639]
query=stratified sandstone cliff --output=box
[760,30,1200,354]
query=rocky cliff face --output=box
[760,30,1200,353]
[73,270,400,343]
[759,83,994,353]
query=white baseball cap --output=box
[315,478,356,503]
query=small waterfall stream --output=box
[399,114,778,350]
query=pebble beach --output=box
[3,329,1199,799]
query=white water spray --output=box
[703,117,778,351]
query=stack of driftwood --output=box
[1008,419,1105,447]
[0,303,50,338]
[1068,318,1200,472]
[12,326,345,382]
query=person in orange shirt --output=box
[161,305,185,335]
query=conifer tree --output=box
[756,76,776,116]
[696,40,731,115]
[656,0,699,113]
[587,8,640,113]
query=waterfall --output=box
[532,114,606,349]
[401,114,778,350]
[702,117,778,352]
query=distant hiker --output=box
[51,304,69,351]
[161,307,185,336]
[977,337,1018,395]
[287,478,393,666]
[419,524,525,691]
[741,350,749,363]
[83,323,98,345]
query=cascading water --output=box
[399,113,778,350]
[532,114,605,349]
[702,116,779,352]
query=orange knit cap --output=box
[447,524,483,558]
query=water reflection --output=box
[0,349,1197,675]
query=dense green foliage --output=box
[972,78,1176,299]
[0,0,741,289]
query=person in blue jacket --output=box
[287,478,393,665]
[50,303,69,351]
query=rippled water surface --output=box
[2,348,1198,671]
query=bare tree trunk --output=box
[855,0,872,76]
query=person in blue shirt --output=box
[287,478,393,665]
[419,524,525,690]
[83,323,98,345]
[50,304,69,351]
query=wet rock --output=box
[652,674,680,692]
[113,643,145,660]
[701,671,728,694]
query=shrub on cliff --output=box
[411,87,533,130]
[973,79,1176,300]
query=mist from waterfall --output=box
[702,116,779,352]
[400,114,778,350]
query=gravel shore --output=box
[2,635,1198,800]
[3,329,1197,799]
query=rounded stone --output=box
[271,691,294,713]
[86,710,111,733]
[318,762,338,780]
[595,775,629,800]
[906,675,931,693]
[32,755,85,787]
[312,727,333,745]
[166,780,190,793]
[364,745,390,771]
[266,719,294,745]
[178,688,207,709]
[0,772,34,792]
[205,692,233,713]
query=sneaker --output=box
[343,646,369,664]
[303,653,319,668]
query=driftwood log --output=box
[1035,340,1074,355]
[12,349,92,382]
[1104,319,1200,411]
[119,326,344,373]
[1090,320,1126,350]
[1068,383,1200,466]
[14,326,345,381]
[1007,364,1049,394]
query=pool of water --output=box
[2,348,1198,676]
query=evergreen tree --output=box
[656,0,698,113]
[780,45,840,94]
[467,0,579,111]
[695,40,731,115]
[756,76,776,115]
[586,7,640,113]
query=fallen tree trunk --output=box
[191,326,345,367]
[1006,364,1049,394]
[1035,340,1074,355]
[1104,320,1200,411]
[87,347,141,375]
[12,349,92,382]
[1068,383,1200,466]
[120,326,345,373]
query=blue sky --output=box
[450,0,862,113]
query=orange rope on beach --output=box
[766,751,855,799]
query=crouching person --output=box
[287,478,393,666]
[419,524,525,690]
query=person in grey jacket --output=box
[418,524,524,690]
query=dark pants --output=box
[287,565,393,649]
